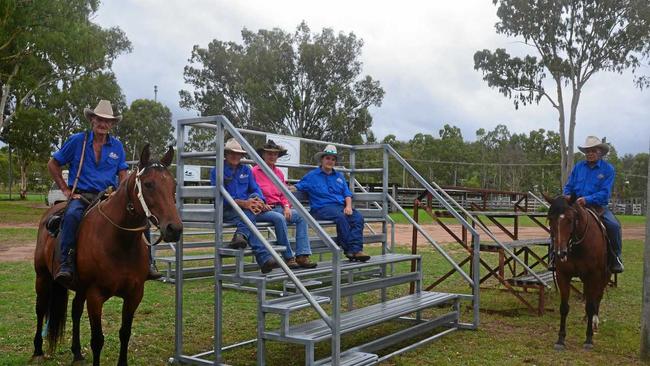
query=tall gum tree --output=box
[0,0,131,135]
[180,21,384,144]
[474,0,650,184]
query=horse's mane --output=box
[548,195,571,219]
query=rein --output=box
[568,207,589,249]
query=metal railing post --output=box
[214,122,225,365]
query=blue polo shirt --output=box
[563,159,615,207]
[52,131,128,193]
[295,167,352,210]
[210,164,265,207]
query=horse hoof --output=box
[554,343,566,351]
[583,343,593,351]
[29,355,45,364]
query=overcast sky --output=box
[95,0,650,155]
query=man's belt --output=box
[71,188,99,204]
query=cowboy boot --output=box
[260,258,279,274]
[147,261,163,280]
[296,255,317,269]
[610,255,624,274]
[55,249,74,285]
[229,233,248,249]
[345,251,371,262]
[285,257,300,269]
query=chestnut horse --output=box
[31,145,182,365]
[545,194,610,350]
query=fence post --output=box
[641,140,650,361]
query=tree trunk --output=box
[567,88,581,184]
[18,156,28,200]
[554,76,569,186]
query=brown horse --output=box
[31,145,182,365]
[545,194,610,350]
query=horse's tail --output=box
[45,280,68,352]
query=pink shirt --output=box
[252,165,290,207]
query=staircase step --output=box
[508,270,554,286]
[227,253,420,282]
[315,351,378,366]
[284,279,323,289]
[217,245,286,257]
[262,294,331,314]
[264,291,458,343]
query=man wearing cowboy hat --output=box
[209,138,280,273]
[294,144,370,262]
[555,135,623,273]
[48,100,163,283]
[253,140,317,269]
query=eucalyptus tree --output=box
[180,21,384,144]
[474,0,650,183]
[0,0,131,135]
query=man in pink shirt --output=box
[253,140,317,268]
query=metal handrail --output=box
[387,195,474,286]
[384,145,479,236]
[220,187,332,327]
[383,144,550,288]
[427,176,551,288]
[218,117,342,364]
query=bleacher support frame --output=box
[170,115,481,366]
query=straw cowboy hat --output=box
[84,99,122,122]
[224,138,247,154]
[256,139,288,157]
[578,136,610,156]
[314,144,338,162]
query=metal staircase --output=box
[170,115,480,365]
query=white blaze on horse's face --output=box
[553,213,572,261]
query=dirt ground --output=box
[1,223,646,263]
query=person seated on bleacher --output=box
[252,140,317,269]
[209,138,279,273]
[293,144,370,262]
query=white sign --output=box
[183,165,201,182]
[267,134,301,178]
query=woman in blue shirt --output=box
[295,145,370,262]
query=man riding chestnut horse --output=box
[47,100,162,284]
[549,135,624,274]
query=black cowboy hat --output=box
[256,139,288,158]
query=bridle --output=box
[97,162,168,245]
[552,206,590,254]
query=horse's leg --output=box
[71,290,87,363]
[583,282,597,350]
[117,289,144,366]
[86,290,107,366]
[555,273,570,350]
[31,274,50,361]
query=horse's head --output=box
[133,144,183,242]
[544,193,578,261]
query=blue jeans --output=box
[601,208,622,257]
[223,205,271,266]
[311,204,364,254]
[257,207,312,259]
[60,199,89,258]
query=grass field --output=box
[388,208,646,227]
[0,241,645,365]
[0,199,647,365]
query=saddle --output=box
[45,188,114,237]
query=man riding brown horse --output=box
[548,135,623,274]
[47,99,161,284]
